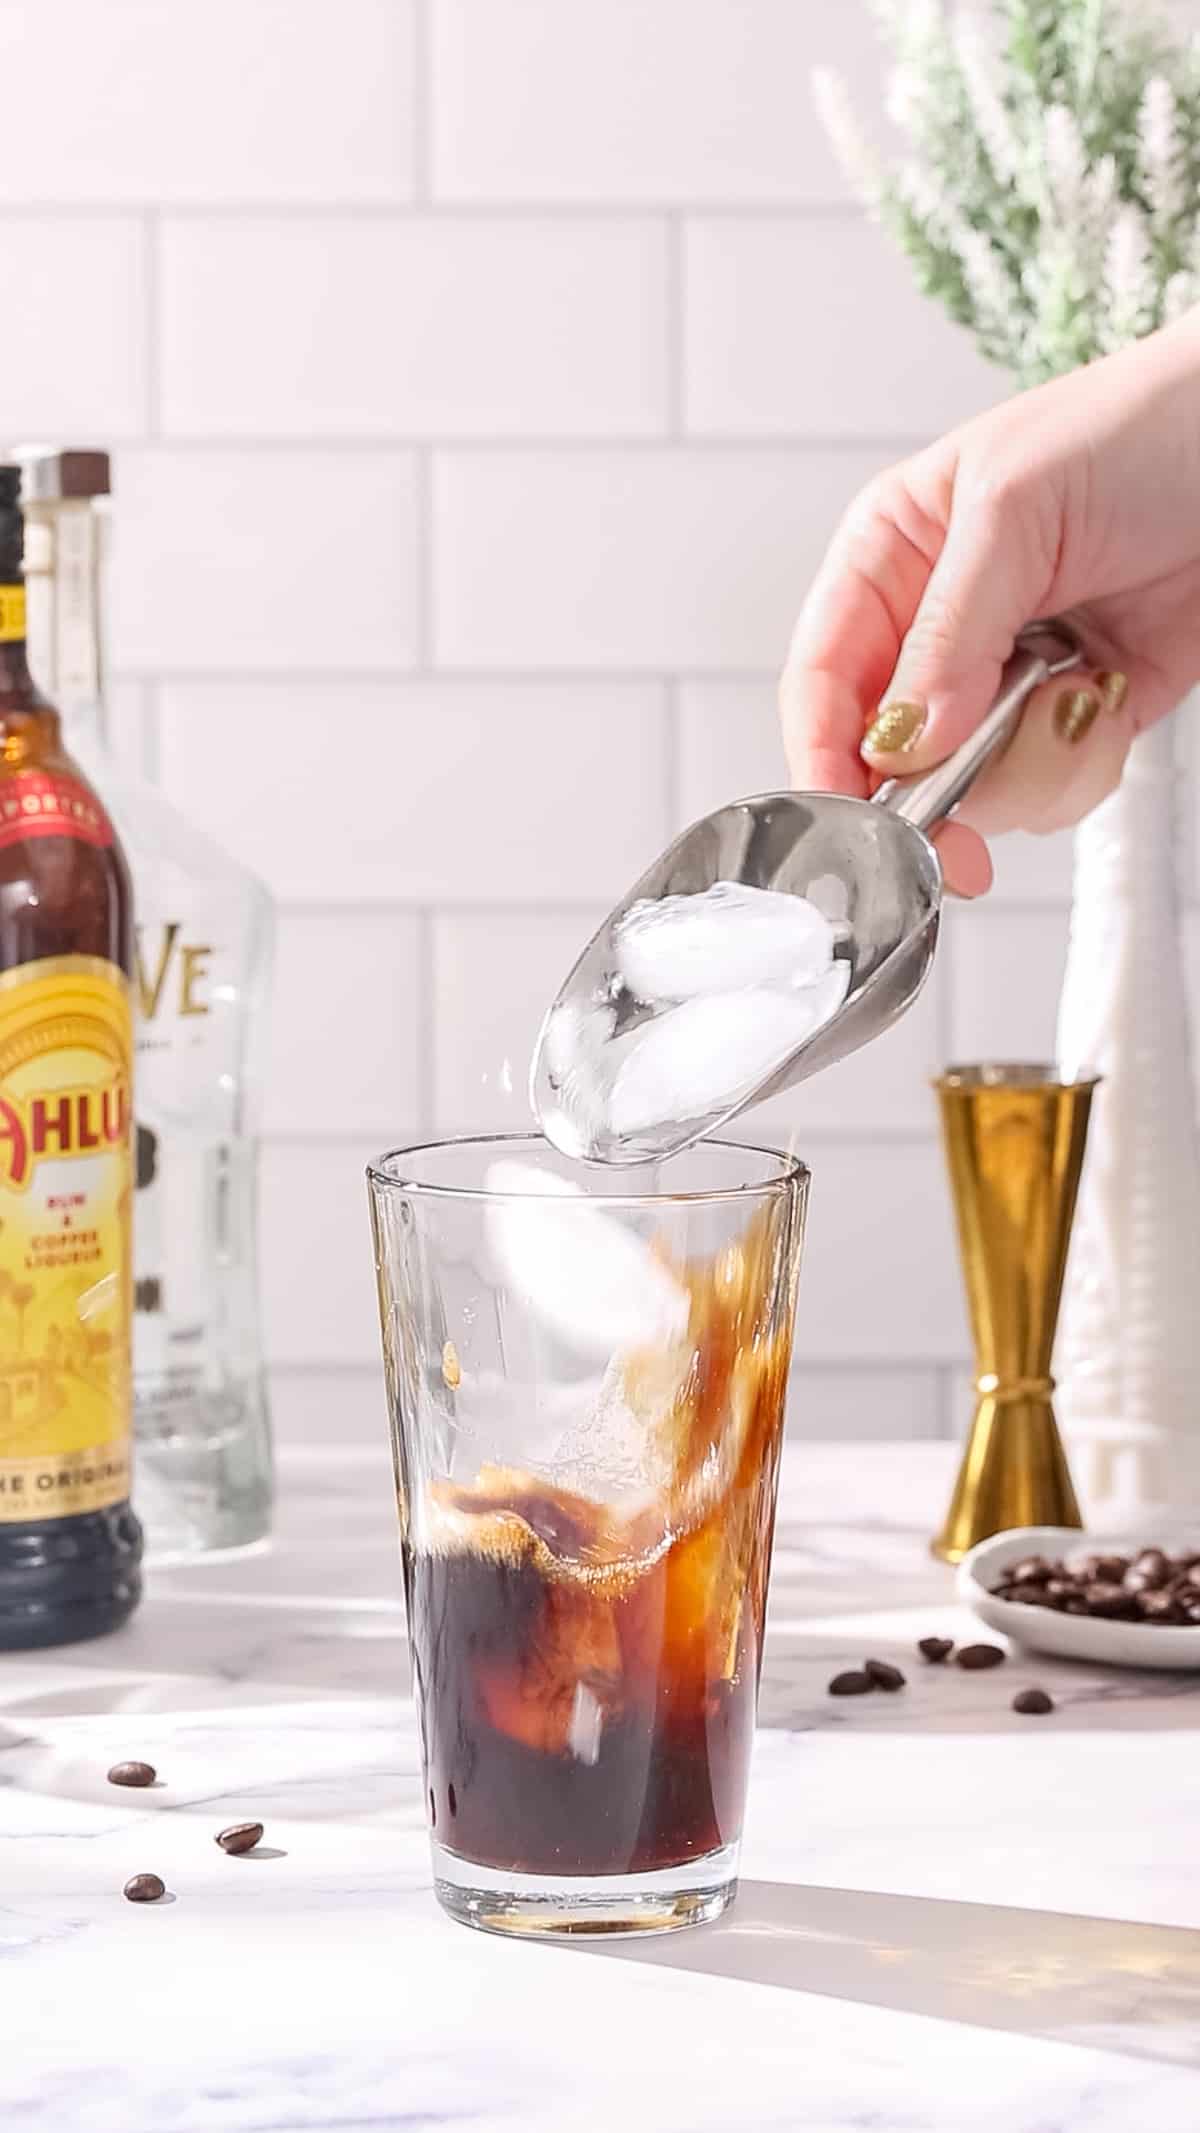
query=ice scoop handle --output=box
[873,624,1083,836]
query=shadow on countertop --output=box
[578,1877,1200,2068]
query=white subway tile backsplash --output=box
[685,217,1000,439]
[752,963,945,1141]
[0,217,146,438]
[160,218,669,440]
[431,0,882,203]
[677,679,789,823]
[104,682,154,778]
[10,0,1124,1438]
[945,907,1071,1064]
[261,1141,385,1367]
[0,0,414,203]
[158,682,669,904]
[264,912,424,1139]
[787,1368,947,1442]
[432,908,606,1133]
[433,448,887,672]
[985,829,1075,905]
[791,1140,966,1364]
[110,451,420,672]
[271,1367,386,1448]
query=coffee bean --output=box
[956,1643,1006,1670]
[1138,1590,1185,1622]
[216,1821,264,1856]
[1127,1549,1169,1591]
[123,1873,166,1903]
[828,1670,872,1696]
[1086,1554,1130,1583]
[1081,1582,1138,1619]
[864,1659,905,1692]
[107,1760,156,1788]
[1074,1552,1133,1586]
[1012,1688,1054,1715]
[918,1637,953,1663]
[1009,1556,1053,1586]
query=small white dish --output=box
[958,1526,1200,1671]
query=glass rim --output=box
[366,1131,809,1208]
[934,1061,1102,1093]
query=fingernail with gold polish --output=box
[1054,688,1101,744]
[1095,670,1129,714]
[863,700,926,755]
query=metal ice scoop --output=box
[532,623,1082,1166]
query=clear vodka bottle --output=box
[16,448,275,1559]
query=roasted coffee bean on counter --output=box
[828,1670,873,1696]
[956,1642,1007,1670]
[829,1660,907,1696]
[918,1636,954,1663]
[107,1760,156,1788]
[1012,1688,1055,1715]
[864,1659,906,1691]
[216,1821,264,1856]
[123,1873,166,1903]
[991,1546,1200,1625]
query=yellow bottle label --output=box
[0,585,27,643]
[0,955,133,1522]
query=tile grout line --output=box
[114,432,931,454]
[0,199,872,223]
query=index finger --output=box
[779,472,942,795]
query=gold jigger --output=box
[932,1063,1099,1565]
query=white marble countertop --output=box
[5,1439,1200,2133]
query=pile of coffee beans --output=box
[991,1546,1200,1624]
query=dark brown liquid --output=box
[404,1222,791,1879]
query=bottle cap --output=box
[9,447,110,503]
[0,465,24,578]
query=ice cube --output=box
[537,998,616,1152]
[607,967,850,1137]
[615,880,835,1005]
[542,997,614,1082]
[485,1159,690,1360]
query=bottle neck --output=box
[0,577,60,748]
[0,580,32,689]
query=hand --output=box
[780,310,1200,895]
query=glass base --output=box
[431,1839,739,1939]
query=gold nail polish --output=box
[1095,670,1129,714]
[864,700,926,755]
[1054,688,1101,745]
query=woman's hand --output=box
[780,310,1200,895]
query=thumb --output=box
[859,488,1041,774]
